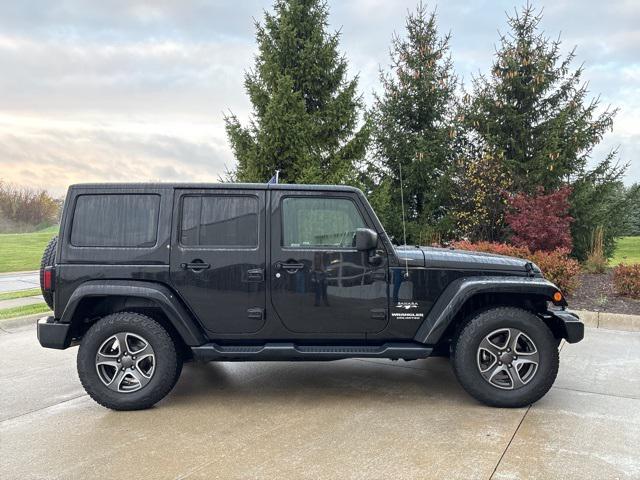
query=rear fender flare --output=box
[61,280,206,346]
[413,276,563,345]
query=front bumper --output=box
[548,310,584,343]
[37,316,71,349]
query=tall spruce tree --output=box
[463,4,627,258]
[368,4,457,243]
[225,0,368,184]
[464,4,618,193]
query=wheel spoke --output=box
[484,363,506,384]
[114,332,129,354]
[109,369,127,391]
[129,368,151,389]
[506,366,524,389]
[478,336,501,358]
[514,351,539,366]
[95,352,119,368]
[494,328,511,350]
[131,342,153,357]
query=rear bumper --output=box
[37,316,71,349]
[549,310,584,343]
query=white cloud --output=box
[0,0,637,195]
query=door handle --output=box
[247,268,264,282]
[276,262,304,272]
[181,261,211,271]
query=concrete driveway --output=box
[0,324,638,480]
[0,271,39,293]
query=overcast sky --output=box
[0,0,638,196]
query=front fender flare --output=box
[61,280,207,346]
[414,276,562,345]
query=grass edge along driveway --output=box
[0,302,50,321]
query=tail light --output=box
[43,266,55,291]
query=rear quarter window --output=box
[70,194,160,247]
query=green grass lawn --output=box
[0,302,50,320]
[0,226,58,273]
[610,236,640,266]
[0,288,42,301]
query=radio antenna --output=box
[398,161,409,278]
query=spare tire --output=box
[40,235,58,310]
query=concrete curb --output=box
[574,310,640,332]
[0,311,51,331]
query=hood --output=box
[395,245,539,274]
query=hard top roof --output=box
[69,182,362,193]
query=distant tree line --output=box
[225,0,638,260]
[0,181,61,233]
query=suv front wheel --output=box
[452,306,559,407]
[77,312,182,410]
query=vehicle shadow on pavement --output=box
[164,357,477,408]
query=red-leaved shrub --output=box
[452,240,530,259]
[613,264,640,298]
[505,187,573,252]
[451,241,581,294]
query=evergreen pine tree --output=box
[462,4,627,258]
[465,4,619,193]
[368,4,457,243]
[225,0,368,184]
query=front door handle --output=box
[181,261,210,271]
[276,262,304,272]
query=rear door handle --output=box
[181,262,210,271]
[247,268,264,282]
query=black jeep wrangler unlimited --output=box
[37,183,583,410]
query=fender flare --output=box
[413,276,563,345]
[60,280,207,346]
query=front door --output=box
[170,188,266,335]
[269,190,389,335]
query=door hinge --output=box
[247,308,264,320]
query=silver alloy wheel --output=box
[476,328,539,390]
[95,332,156,393]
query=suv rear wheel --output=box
[77,312,182,410]
[452,306,559,407]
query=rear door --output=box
[170,188,266,335]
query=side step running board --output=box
[191,342,433,362]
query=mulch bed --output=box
[566,270,640,315]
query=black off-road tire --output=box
[77,312,182,411]
[452,307,559,408]
[39,235,57,309]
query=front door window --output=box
[281,197,366,248]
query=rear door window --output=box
[70,194,160,247]
[180,195,259,247]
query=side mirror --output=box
[355,228,378,251]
